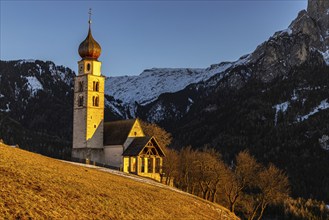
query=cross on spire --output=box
[88,8,92,25]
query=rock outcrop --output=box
[245,0,329,82]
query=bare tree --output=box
[247,164,290,220]
[162,148,178,185]
[176,146,198,193]
[193,147,228,202]
[139,120,172,153]
[224,150,261,213]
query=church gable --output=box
[122,136,165,157]
[127,119,145,137]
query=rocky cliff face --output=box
[307,0,329,46]
[246,0,329,82]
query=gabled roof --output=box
[122,137,150,156]
[122,136,165,157]
[103,119,136,145]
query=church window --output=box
[78,81,83,92]
[141,158,145,173]
[134,132,137,136]
[94,124,96,128]
[78,95,84,107]
[87,63,91,72]
[92,96,99,107]
[148,158,153,173]
[79,65,83,74]
[130,157,136,172]
[155,158,161,173]
[93,81,99,92]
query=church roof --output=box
[103,119,136,145]
[122,136,165,157]
[122,137,151,156]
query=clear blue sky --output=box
[0,0,307,77]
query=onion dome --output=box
[78,13,101,60]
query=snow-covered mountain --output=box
[0,59,74,158]
[104,58,251,118]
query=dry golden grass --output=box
[0,143,238,219]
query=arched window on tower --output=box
[93,81,99,92]
[95,96,99,107]
[78,81,83,92]
[87,63,91,72]
[78,95,84,107]
[92,96,95,106]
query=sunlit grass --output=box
[0,143,237,219]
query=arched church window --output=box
[78,95,84,107]
[92,96,95,106]
[93,81,99,92]
[95,96,99,107]
[78,81,83,92]
[87,63,91,72]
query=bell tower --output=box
[72,9,105,163]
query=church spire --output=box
[88,8,92,27]
[78,8,101,60]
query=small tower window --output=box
[87,63,91,72]
[92,96,99,107]
[95,96,99,107]
[79,65,83,74]
[93,81,99,92]
[78,81,83,92]
[78,96,84,107]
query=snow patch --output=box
[291,90,298,101]
[147,102,166,122]
[273,101,289,126]
[18,59,36,65]
[105,100,123,117]
[297,99,329,122]
[319,135,329,151]
[233,54,250,67]
[319,50,329,65]
[0,94,4,98]
[0,103,10,112]
[26,76,43,95]
[281,28,292,36]
[186,98,194,113]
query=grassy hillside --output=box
[0,143,237,219]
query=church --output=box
[71,14,165,182]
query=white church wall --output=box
[104,145,123,168]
